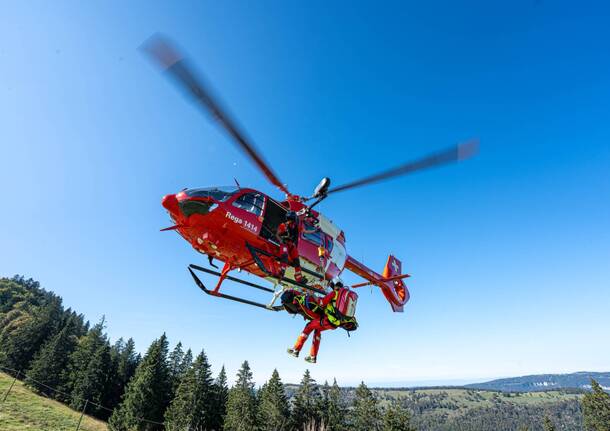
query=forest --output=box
[1,275,609,431]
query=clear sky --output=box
[2,1,609,387]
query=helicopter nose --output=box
[162,193,179,214]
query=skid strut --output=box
[188,264,284,311]
[188,244,329,311]
[245,243,326,295]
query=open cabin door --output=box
[261,198,287,243]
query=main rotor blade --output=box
[327,140,479,195]
[141,35,290,196]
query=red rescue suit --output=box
[292,289,339,358]
[276,220,304,282]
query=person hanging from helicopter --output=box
[287,281,358,363]
[276,210,319,284]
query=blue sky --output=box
[1,1,609,386]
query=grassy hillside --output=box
[0,371,108,431]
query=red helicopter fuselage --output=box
[162,187,345,280]
[161,186,409,311]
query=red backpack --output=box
[334,288,358,318]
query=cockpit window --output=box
[232,192,265,216]
[184,187,238,202]
[302,222,324,246]
[326,237,334,253]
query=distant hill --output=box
[465,371,610,392]
[372,388,582,431]
[284,384,584,430]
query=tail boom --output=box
[345,255,410,312]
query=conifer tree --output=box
[291,369,321,430]
[317,380,331,424]
[581,379,610,431]
[109,334,172,431]
[542,415,556,431]
[181,348,193,373]
[64,318,110,408]
[104,337,140,412]
[258,369,290,430]
[177,348,193,393]
[168,342,185,394]
[25,318,78,396]
[324,379,346,431]
[352,381,381,431]
[63,319,107,393]
[117,338,141,387]
[70,342,112,416]
[165,349,215,430]
[224,360,258,431]
[210,365,229,431]
[383,400,415,431]
[62,309,88,337]
[102,338,122,412]
[0,295,63,371]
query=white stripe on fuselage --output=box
[316,213,346,271]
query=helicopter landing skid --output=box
[245,243,326,295]
[188,264,284,312]
[187,244,329,311]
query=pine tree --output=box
[177,347,193,398]
[581,379,610,431]
[109,334,172,431]
[324,379,346,431]
[64,318,111,412]
[165,349,215,431]
[258,369,290,430]
[60,308,88,339]
[25,318,78,396]
[543,415,556,431]
[224,361,258,431]
[383,400,415,431]
[317,380,331,425]
[291,369,321,430]
[352,381,381,431]
[104,337,141,412]
[70,342,112,416]
[210,365,229,431]
[0,295,63,371]
[63,319,107,395]
[102,338,122,412]
[118,338,141,387]
[168,342,185,394]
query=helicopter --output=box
[143,35,478,314]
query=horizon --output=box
[2,1,610,388]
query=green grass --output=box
[0,371,108,431]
